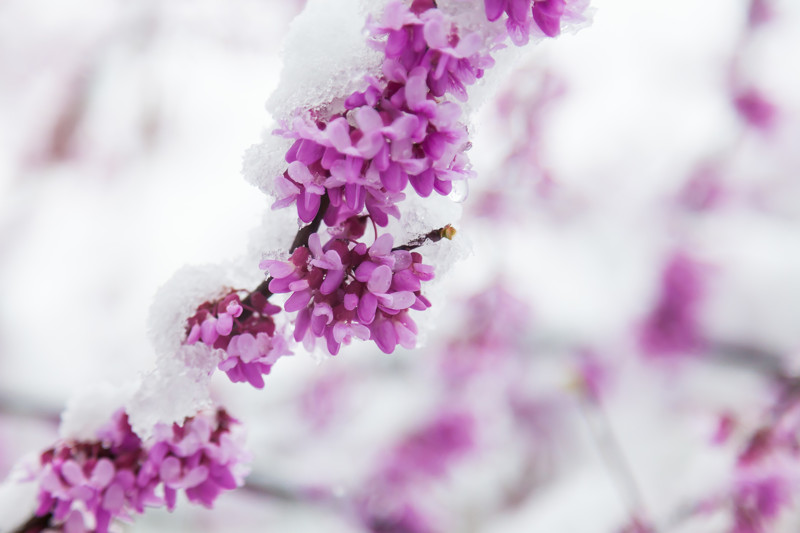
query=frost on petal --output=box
[147,265,234,357]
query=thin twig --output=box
[579,397,653,529]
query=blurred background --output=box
[1,0,799,531]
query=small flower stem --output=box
[578,396,654,530]
[239,194,331,318]
[392,225,455,251]
[12,512,52,533]
[289,194,331,254]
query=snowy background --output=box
[1,0,799,531]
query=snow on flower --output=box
[184,292,293,389]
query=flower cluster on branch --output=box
[5,0,588,531]
[25,409,248,533]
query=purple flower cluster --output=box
[261,232,433,355]
[177,0,588,380]
[32,409,248,533]
[696,387,800,532]
[731,474,790,533]
[357,411,473,532]
[733,88,776,131]
[273,1,495,228]
[185,292,292,389]
[485,0,568,43]
[382,411,474,485]
[439,284,530,382]
[639,253,706,357]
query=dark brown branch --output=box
[12,512,52,533]
[289,195,331,254]
[239,194,331,319]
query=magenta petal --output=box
[383,114,419,141]
[392,250,413,270]
[370,233,395,257]
[102,482,125,512]
[325,330,341,355]
[345,182,366,212]
[91,459,115,488]
[366,198,390,227]
[532,8,562,37]
[287,161,315,185]
[296,139,324,164]
[422,15,447,49]
[356,133,384,159]
[395,319,417,349]
[434,178,453,196]
[243,363,266,389]
[391,270,422,291]
[484,0,506,21]
[285,289,312,312]
[410,170,435,197]
[61,460,86,486]
[355,260,379,283]
[320,268,345,295]
[285,139,301,163]
[294,307,311,342]
[326,118,353,152]
[218,357,238,373]
[260,260,295,279]
[354,106,383,133]
[344,292,359,310]
[298,191,322,223]
[321,146,340,169]
[423,132,447,160]
[386,28,409,57]
[216,313,233,336]
[358,292,378,324]
[386,291,416,310]
[95,510,111,533]
[308,232,323,259]
[411,294,432,311]
[209,464,238,490]
[405,67,430,112]
[371,318,398,354]
[506,17,531,46]
[200,318,219,345]
[368,265,393,294]
[64,510,86,533]
[381,164,408,192]
[186,480,222,508]
[237,334,261,363]
[181,466,210,489]
[509,0,530,21]
[535,0,566,17]
[159,457,181,484]
[186,323,201,344]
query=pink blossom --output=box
[261,233,433,355]
[32,409,249,532]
